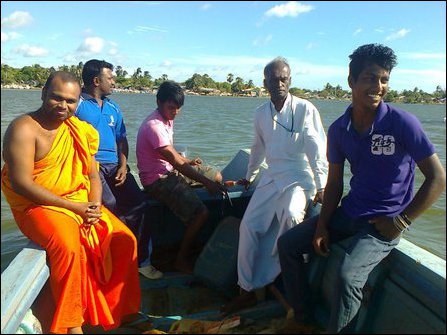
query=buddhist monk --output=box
[1,71,145,334]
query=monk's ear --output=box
[41,86,47,101]
[348,75,354,89]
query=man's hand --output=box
[313,222,330,257]
[189,157,203,166]
[72,201,102,227]
[237,179,251,191]
[369,216,401,240]
[313,189,324,206]
[115,165,127,186]
[204,179,228,196]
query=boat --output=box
[1,149,446,334]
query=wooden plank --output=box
[1,242,49,334]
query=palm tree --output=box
[227,73,234,84]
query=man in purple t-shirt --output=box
[278,44,446,333]
[136,81,227,274]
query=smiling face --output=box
[41,76,80,124]
[349,62,390,112]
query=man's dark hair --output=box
[349,44,397,81]
[156,80,184,107]
[82,59,114,86]
[44,71,80,90]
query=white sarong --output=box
[237,180,313,291]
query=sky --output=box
[1,1,446,92]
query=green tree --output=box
[231,77,245,94]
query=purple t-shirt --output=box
[136,109,174,186]
[327,101,435,219]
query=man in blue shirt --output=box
[76,59,162,280]
[277,44,446,333]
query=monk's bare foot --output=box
[174,259,194,274]
[220,290,257,316]
[67,327,83,334]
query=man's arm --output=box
[245,113,266,183]
[85,156,102,225]
[303,107,329,203]
[370,154,445,240]
[88,156,102,204]
[156,144,226,195]
[403,154,446,220]
[115,137,129,186]
[313,162,344,257]
[3,117,95,219]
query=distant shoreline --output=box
[1,85,445,105]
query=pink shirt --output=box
[136,109,174,186]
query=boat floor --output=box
[83,271,322,334]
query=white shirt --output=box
[246,93,328,192]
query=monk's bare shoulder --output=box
[3,114,39,158]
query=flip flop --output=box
[121,312,154,332]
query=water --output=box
[1,89,446,273]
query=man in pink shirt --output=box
[136,81,227,274]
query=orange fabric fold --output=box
[1,116,140,333]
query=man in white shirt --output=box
[222,57,328,314]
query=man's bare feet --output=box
[220,290,257,316]
[67,326,83,334]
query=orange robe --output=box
[1,116,141,333]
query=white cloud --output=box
[1,11,33,29]
[385,28,411,41]
[353,28,362,36]
[13,44,48,57]
[265,1,314,18]
[77,37,105,54]
[161,60,172,67]
[200,3,212,10]
[253,34,273,46]
[47,33,63,41]
[305,42,317,50]
[134,25,168,33]
[1,31,21,42]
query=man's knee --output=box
[338,258,365,289]
[48,233,80,258]
[195,205,209,221]
[214,171,223,183]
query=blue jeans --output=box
[278,207,400,333]
[99,163,150,265]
